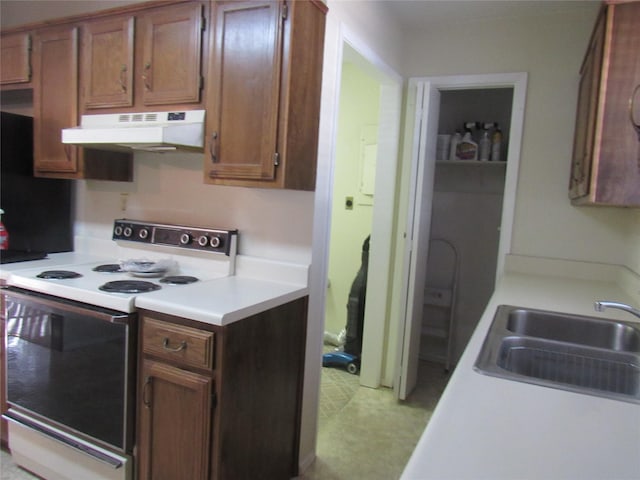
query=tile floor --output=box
[300,358,450,480]
[0,359,449,480]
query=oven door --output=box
[2,286,137,456]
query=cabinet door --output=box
[1,32,31,85]
[139,3,204,106]
[82,16,134,109]
[33,26,79,175]
[593,1,640,205]
[138,360,212,480]
[206,1,283,181]
[569,8,605,199]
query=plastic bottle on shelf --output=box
[491,124,503,162]
[463,121,480,141]
[0,209,9,250]
[449,131,462,161]
[479,126,491,161]
[455,128,478,161]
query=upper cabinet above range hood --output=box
[62,110,205,153]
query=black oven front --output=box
[2,286,137,459]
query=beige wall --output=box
[74,152,315,263]
[400,4,639,275]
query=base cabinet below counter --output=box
[136,296,308,480]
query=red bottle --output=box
[0,208,9,250]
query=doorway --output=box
[323,49,379,359]
[396,73,528,400]
[320,39,402,390]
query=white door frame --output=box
[395,72,528,399]
[322,25,403,389]
[344,41,403,389]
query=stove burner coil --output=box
[99,280,161,294]
[93,264,124,273]
[159,276,199,285]
[37,270,82,279]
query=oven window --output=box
[5,296,129,450]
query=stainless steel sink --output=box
[506,308,640,352]
[474,305,640,403]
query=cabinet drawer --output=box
[142,317,214,370]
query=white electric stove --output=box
[8,219,238,312]
[2,219,237,480]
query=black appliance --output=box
[321,235,370,375]
[344,235,370,358]
[3,286,137,464]
[0,112,74,263]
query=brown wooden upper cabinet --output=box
[32,26,79,176]
[81,16,134,109]
[81,2,205,111]
[32,24,132,181]
[569,1,640,207]
[205,0,326,191]
[1,32,32,86]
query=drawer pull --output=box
[162,337,187,352]
[142,376,152,408]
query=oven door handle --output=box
[3,410,126,469]
[2,286,133,323]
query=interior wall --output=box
[324,61,379,336]
[630,211,640,274]
[399,4,639,275]
[425,164,505,366]
[75,153,314,263]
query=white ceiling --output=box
[382,0,600,30]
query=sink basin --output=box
[506,308,640,352]
[475,305,640,404]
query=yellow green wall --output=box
[324,61,380,336]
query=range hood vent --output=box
[62,110,205,153]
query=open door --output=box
[395,73,527,401]
[396,81,440,400]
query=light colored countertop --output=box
[1,250,309,326]
[401,259,640,480]
[135,275,308,326]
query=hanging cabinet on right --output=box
[569,1,640,207]
[203,0,326,191]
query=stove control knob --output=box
[197,235,209,247]
[209,236,222,248]
[180,233,192,245]
[139,228,149,240]
[123,226,133,238]
[114,225,123,236]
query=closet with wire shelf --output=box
[420,237,458,371]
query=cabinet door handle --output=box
[119,64,127,93]
[162,337,187,352]
[142,376,152,409]
[630,84,640,141]
[142,62,151,91]
[209,131,218,163]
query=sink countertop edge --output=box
[401,270,640,480]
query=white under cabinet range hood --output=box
[62,110,205,152]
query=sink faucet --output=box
[594,301,640,319]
